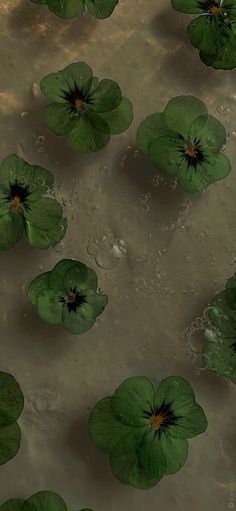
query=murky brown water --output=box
[1,1,236,509]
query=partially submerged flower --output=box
[0,371,24,465]
[171,0,236,69]
[28,259,108,334]
[203,275,236,383]
[136,95,231,192]
[40,62,133,152]
[88,375,207,489]
[0,154,67,250]
[31,0,118,19]
[0,491,94,511]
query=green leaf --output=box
[154,376,195,417]
[28,272,51,307]
[111,376,154,427]
[0,422,21,465]
[0,212,24,250]
[177,152,231,193]
[63,261,88,292]
[83,290,108,317]
[24,198,63,231]
[171,0,205,13]
[203,337,236,384]
[67,111,110,152]
[163,96,208,139]
[169,403,208,439]
[85,0,118,18]
[88,79,121,113]
[88,397,134,454]
[47,0,85,18]
[36,289,63,325]
[62,302,95,335]
[100,97,133,134]
[43,103,79,136]
[0,372,24,427]
[148,134,184,175]
[159,433,189,474]
[187,15,228,55]
[25,216,67,249]
[136,112,174,155]
[49,259,77,290]
[188,114,227,151]
[138,430,167,478]
[26,492,67,511]
[110,429,161,489]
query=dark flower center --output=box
[198,1,223,14]
[59,286,86,313]
[7,180,30,210]
[179,140,205,168]
[143,402,178,435]
[231,342,236,353]
[60,80,89,112]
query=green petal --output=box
[160,433,189,474]
[62,303,95,334]
[177,152,231,193]
[171,0,205,13]
[0,372,24,427]
[85,0,118,18]
[169,403,208,439]
[0,500,24,511]
[203,337,236,384]
[188,114,227,151]
[99,97,133,134]
[200,34,236,70]
[110,429,161,489]
[67,111,110,152]
[0,154,52,197]
[80,267,98,291]
[36,289,63,325]
[25,217,67,249]
[83,290,108,317]
[208,288,236,336]
[49,259,77,290]
[0,212,24,250]
[88,397,134,454]
[0,154,25,183]
[88,79,121,113]
[136,112,174,155]
[61,62,93,97]
[47,0,85,18]
[43,103,79,136]
[24,198,63,231]
[0,422,21,465]
[63,261,88,292]
[226,273,236,289]
[148,135,184,175]
[163,96,208,139]
[187,15,229,55]
[28,272,51,307]
[111,376,155,427]
[26,492,67,511]
[138,430,167,478]
[154,376,195,416]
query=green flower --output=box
[28,258,108,335]
[88,375,207,489]
[171,0,236,69]
[136,95,231,193]
[31,0,118,19]
[203,275,236,383]
[40,62,133,152]
[0,491,94,511]
[0,154,67,250]
[0,371,24,465]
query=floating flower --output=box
[88,375,207,489]
[31,0,118,19]
[0,154,66,250]
[171,0,236,69]
[136,95,231,192]
[28,259,108,334]
[0,371,24,465]
[40,62,133,152]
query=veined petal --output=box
[136,112,175,155]
[43,103,79,136]
[24,198,63,231]
[138,430,167,478]
[148,135,184,175]
[177,152,231,193]
[28,272,51,307]
[187,15,228,55]
[63,262,88,292]
[0,372,24,427]
[47,0,85,18]
[171,0,206,13]
[36,289,63,325]
[111,376,155,427]
[159,433,189,474]
[49,259,77,290]
[0,423,21,465]
[67,111,110,152]
[62,302,95,334]
[163,96,208,139]
[25,217,67,249]
[203,337,236,384]
[85,0,118,18]
[26,491,68,511]
[188,114,227,151]
[154,376,195,416]
[99,97,133,134]
[168,403,208,439]
[0,212,24,250]
[88,79,121,113]
[61,62,93,97]
[84,290,108,317]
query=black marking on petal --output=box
[59,287,87,313]
[179,139,206,169]
[5,180,31,211]
[231,342,236,352]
